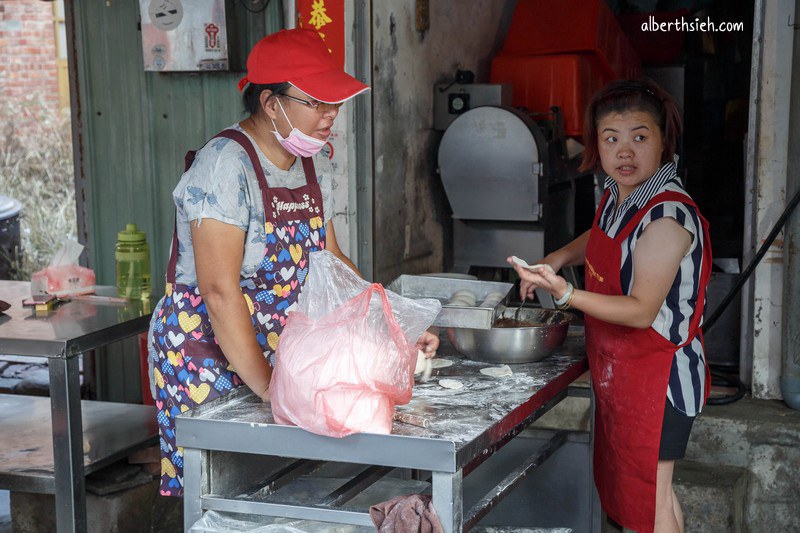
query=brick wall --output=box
[0,0,59,109]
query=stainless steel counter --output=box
[177,335,589,532]
[0,281,150,357]
[0,280,153,532]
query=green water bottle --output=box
[115,223,151,300]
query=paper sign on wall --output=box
[140,0,229,71]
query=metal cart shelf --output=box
[0,395,156,494]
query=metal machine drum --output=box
[437,105,556,272]
[438,106,548,223]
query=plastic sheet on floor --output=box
[188,510,373,533]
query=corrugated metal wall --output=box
[70,0,282,401]
[73,0,281,287]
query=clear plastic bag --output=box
[270,250,440,438]
[189,509,373,532]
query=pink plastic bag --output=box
[270,250,440,438]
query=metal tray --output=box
[386,275,513,329]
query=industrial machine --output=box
[434,0,641,275]
[435,82,594,274]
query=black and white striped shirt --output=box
[598,161,707,416]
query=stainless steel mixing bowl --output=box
[447,308,572,364]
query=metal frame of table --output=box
[177,337,591,532]
[0,281,153,532]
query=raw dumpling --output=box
[439,379,464,390]
[449,289,477,307]
[415,350,433,381]
[480,365,513,378]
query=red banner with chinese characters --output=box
[296,0,345,67]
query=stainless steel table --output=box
[0,280,154,532]
[177,335,590,532]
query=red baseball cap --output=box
[238,29,370,103]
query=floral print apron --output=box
[152,129,326,496]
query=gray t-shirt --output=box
[170,122,333,285]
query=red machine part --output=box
[491,0,641,139]
[491,53,613,138]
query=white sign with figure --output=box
[140,0,229,71]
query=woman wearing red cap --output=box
[148,29,439,497]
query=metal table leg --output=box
[184,447,204,530]
[49,355,86,532]
[432,470,463,533]
[589,386,602,532]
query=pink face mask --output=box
[271,98,328,158]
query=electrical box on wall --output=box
[139,0,229,71]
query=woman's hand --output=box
[416,328,440,358]
[504,220,692,329]
[528,267,571,300]
[509,231,590,298]
[259,384,271,403]
[507,257,569,301]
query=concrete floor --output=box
[685,395,800,531]
[533,382,800,532]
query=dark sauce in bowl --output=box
[493,318,546,328]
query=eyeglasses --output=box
[279,94,343,112]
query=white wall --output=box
[743,0,796,398]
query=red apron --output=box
[584,190,711,532]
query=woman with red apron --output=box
[147,29,372,497]
[509,79,711,533]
